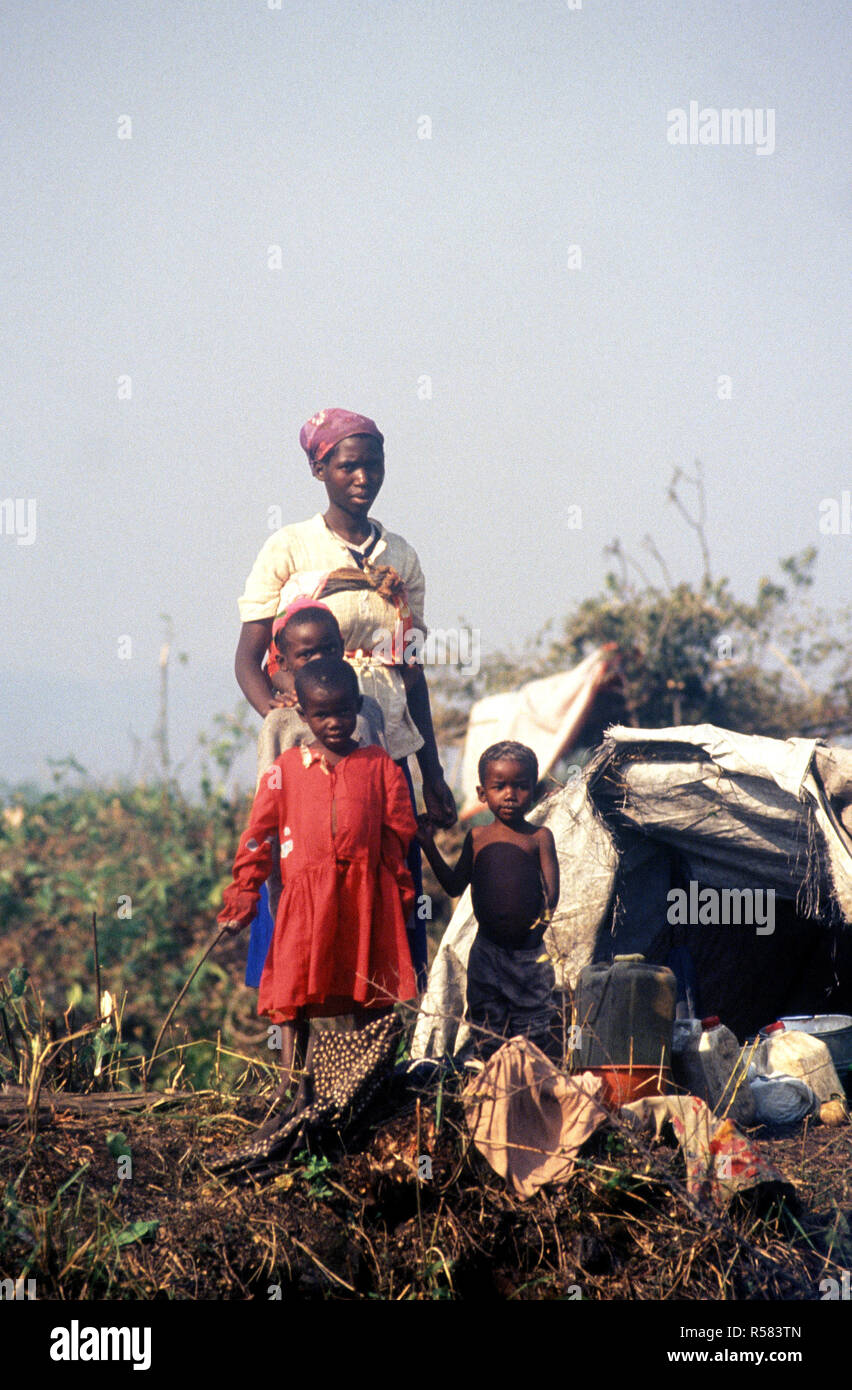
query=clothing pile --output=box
[462,1037,791,1205]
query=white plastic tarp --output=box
[412,723,852,1060]
[457,647,613,819]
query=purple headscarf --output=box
[299,408,384,464]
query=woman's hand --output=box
[235,619,281,717]
[422,774,457,829]
[269,667,296,701]
[262,693,289,714]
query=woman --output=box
[234,407,457,985]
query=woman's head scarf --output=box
[299,408,384,464]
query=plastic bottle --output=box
[676,1016,756,1126]
[755,1022,844,1105]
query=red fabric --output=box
[219,744,417,1021]
[266,644,283,679]
[271,596,334,642]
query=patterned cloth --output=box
[619,1094,791,1206]
[209,1013,402,1176]
[299,408,383,463]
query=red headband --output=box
[271,597,336,641]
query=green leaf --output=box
[8,966,29,998]
[52,1163,90,1205]
[114,1219,159,1247]
[92,1033,109,1074]
[106,1131,131,1160]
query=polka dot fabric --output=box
[211,1013,402,1176]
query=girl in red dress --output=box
[219,656,417,1099]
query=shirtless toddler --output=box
[418,740,559,1057]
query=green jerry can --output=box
[572,954,676,1103]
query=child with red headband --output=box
[259,597,385,775]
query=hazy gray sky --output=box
[1,0,849,786]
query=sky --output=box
[1,0,849,789]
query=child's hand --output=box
[415,814,435,846]
[218,919,244,938]
[269,668,296,698]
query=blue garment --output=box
[245,881,275,988]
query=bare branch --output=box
[642,534,673,591]
[668,461,712,582]
[603,539,630,593]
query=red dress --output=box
[219,743,417,1021]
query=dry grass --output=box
[4,782,850,1300]
[3,964,852,1302]
[2,1074,851,1301]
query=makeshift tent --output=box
[412,723,852,1058]
[456,646,620,819]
